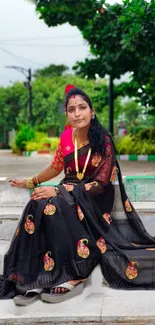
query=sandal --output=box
[14,289,42,306]
[41,281,84,303]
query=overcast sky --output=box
[0,0,122,86]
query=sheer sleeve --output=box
[95,140,113,184]
[51,140,64,172]
[84,139,114,195]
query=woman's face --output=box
[66,95,94,130]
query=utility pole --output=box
[27,68,33,126]
[108,75,114,136]
[5,66,33,126]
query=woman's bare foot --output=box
[52,279,86,294]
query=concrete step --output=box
[0,202,155,241]
[0,240,9,274]
[0,273,155,324]
[0,207,22,241]
[1,177,155,208]
[0,184,29,207]
[0,203,154,241]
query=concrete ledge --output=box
[0,263,155,323]
[0,178,155,242]
[124,176,155,202]
[23,152,155,161]
[0,283,155,324]
[117,155,155,161]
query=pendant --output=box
[77,172,84,180]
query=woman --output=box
[1,87,155,306]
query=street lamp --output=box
[5,66,33,126]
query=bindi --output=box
[70,95,77,105]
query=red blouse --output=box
[51,129,114,185]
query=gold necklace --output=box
[78,140,89,148]
[74,137,91,180]
[72,129,89,149]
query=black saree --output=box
[0,135,155,299]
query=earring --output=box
[92,115,95,119]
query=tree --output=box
[34,64,69,78]
[0,83,28,146]
[31,74,108,133]
[29,0,155,133]
[0,74,108,140]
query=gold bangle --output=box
[35,175,40,186]
[25,178,35,189]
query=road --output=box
[0,151,154,181]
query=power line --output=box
[0,34,81,43]
[0,46,44,67]
[2,43,85,48]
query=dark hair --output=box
[64,87,111,154]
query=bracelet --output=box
[25,178,35,189]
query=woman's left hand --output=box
[31,186,57,200]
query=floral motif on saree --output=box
[110,166,118,183]
[103,213,112,225]
[77,205,84,221]
[124,199,132,212]
[8,273,17,282]
[8,273,24,284]
[125,261,139,280]
[77,239,90,258]
[62,184,74,192]
[95,141,113,185]
[66,167,72,175]
[92,181,98,186]
[24,215,35,235]
[44,204,56,215]
[84,181,99,191]
[16,227,20,236]
[85,183,93,191]
[44,252,55,271]
[91,153,102,167]
[96,237,107,254]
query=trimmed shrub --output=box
[137,128,155,142]
[50,137,59,152]
[26,137,59,152]
[115,135,155,155]
[15,125,35,152]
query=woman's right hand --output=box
[9,179,26,188]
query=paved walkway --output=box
[0,151,154,179]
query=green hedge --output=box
[115,135,155,155]
[13,125,155,155]
[12,125,59,153]
[25,137,59,152]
